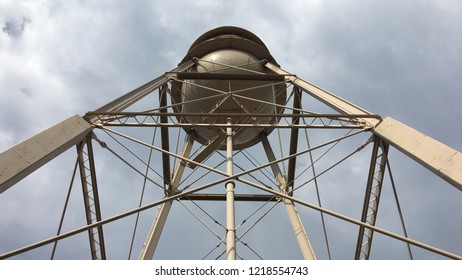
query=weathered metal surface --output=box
[0,115,92,193]
[374,117,462,191]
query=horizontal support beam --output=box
[0,115,92,193]
[180,194,278,202]
[373,117,462,191]
[86,111,382,119]
[88,111,378,130]
[97,122,365,129]
[175,72,286,81]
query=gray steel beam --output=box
[0,115,92,193]
[374,117,462,191]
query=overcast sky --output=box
[1,0,461,260]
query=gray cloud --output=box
[2,16,30,37]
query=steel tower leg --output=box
[76,134,107,260]
[225,118,236,260]
[139,134,194,259]
[287,87,302,194]
[261,135,316,260]
[159,85,171,190]
[355,137,389,260]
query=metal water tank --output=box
[171,26,286,149]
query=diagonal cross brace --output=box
[355,137,389,259]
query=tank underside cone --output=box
[171,26,286,150]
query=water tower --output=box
[1,26,461,260]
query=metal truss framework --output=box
[86,111,377,129]
[1,59,462,260]
[76,134,106,260]
[355,137,389,260]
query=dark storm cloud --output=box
[2,16,30,37]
